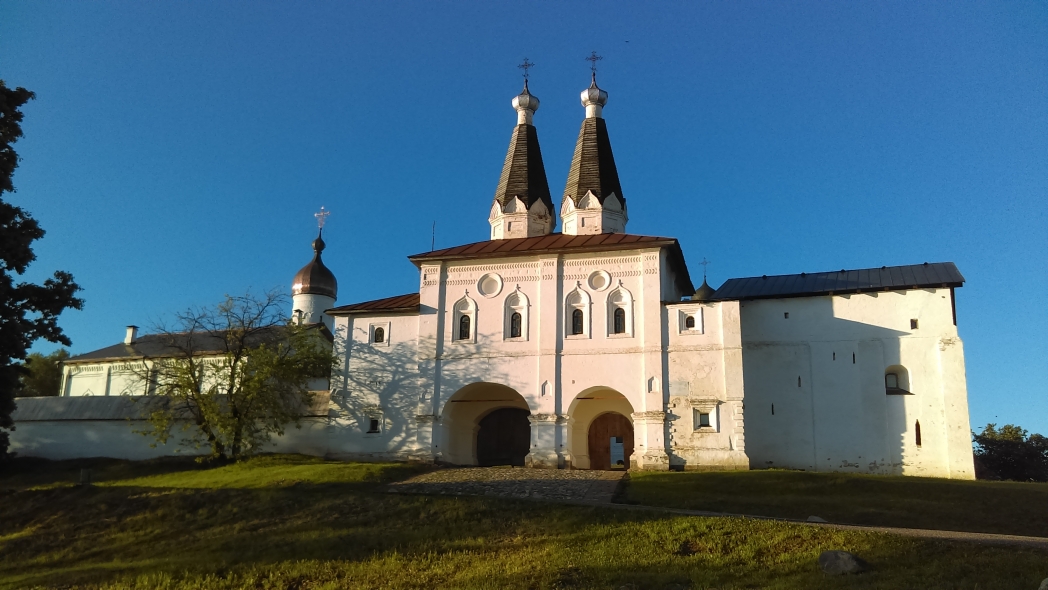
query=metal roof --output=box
[66,324,331,364]
[12,392,332,421]
[709,262,964,301]
[408,233,694,296]
[328,293,421,315]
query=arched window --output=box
[373,327,385,343]
[915,420,922,447]
[613,307,626,334]
[572,309,584,335]
[510,312,522,338]
[685,315,695,329]
[459,315,471,340]
[885,366,912,395]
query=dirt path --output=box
[387,467,1048,550]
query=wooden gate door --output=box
[587,412,634,470]
[476,408,531,466]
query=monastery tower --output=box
[291,226,337,330]
[488,79,555,240]
[560,73,628,235]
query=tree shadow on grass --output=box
[2,482,1048,590]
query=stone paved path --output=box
[387,466,626,503]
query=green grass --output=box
[623,469,1048,537]
[0,456,1046,589]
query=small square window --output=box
[367,418,380,434]
[698,413,711,427]
[910,319,919,329]
[784,312,790,319]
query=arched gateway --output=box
[441,382,531,466]
[568,387,636,470]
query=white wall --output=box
[739,288,975,479]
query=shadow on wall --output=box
[740,294,924,476]
[328,321,428,458]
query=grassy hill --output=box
[1,455,1046,589]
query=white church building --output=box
[12,75,976,479]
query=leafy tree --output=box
[132,291,336,461]
[973,423,1048,482]
[16,349,70,397]
[0,80,84,457]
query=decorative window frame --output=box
[677,307,705,335]
[368,321,391,347]
[503,287,530,342]
[564,285,591,339]
[690,398,720,433]
[605,283,635,338]
[451,293,478,344]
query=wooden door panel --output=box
[587,412,634,470]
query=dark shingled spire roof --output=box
[493,123,553,212]
[493,82,553,214]
[562,115,624,208]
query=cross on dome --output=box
[586,51,603,75]
[314,206,330,230]
[518,57,535,80]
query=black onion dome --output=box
[292,232,337,299]
[692,279,715,302]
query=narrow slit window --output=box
[784,312,789,319]
[458,315,471,340]
[833,352,836,361]
[373,327,385,344]
[915,420,922,446]
[853,353,856,364]
[798,376,802,387]
[510,312,522,338]
[613,307,626,334]
[571,309,584,335]
[771,404,775,415]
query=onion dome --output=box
[512,79,540,125]
[580,73,608,118]
[692,279,715,302]
[292,231,337,299]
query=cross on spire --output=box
[586,51,603,75]
[314,206,330,230]
[699,257,711,281]
[518,57,535,80]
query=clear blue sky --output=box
[3,2,1046,434]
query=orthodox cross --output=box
[586,51,603,75]
[518,58,535,80]
[699,257,711,281]
[314,206,330,230]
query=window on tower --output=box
[459,315,471,340]
[613,307,626,334]
[510,312,522,338]
[685,315,695,329]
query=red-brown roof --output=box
[410,233,676,262]
[408,233,695,295]
[327,293,421,315]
